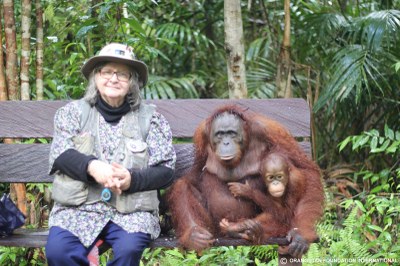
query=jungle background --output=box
[0,0,399,265]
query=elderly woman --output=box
[45,43,176,266]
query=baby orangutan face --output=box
[262,154,289,197]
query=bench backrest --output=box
[0,98,311,183]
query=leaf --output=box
[165,249,185,259]
[380,139,391,151]
[366,129,380,137]
[338,136,352,152]
[370,185,383,193]
[76,25,97,39]
[371,175,379,184]
[361,135,371,147]
[69,53,79,65]
[367,224,383,232]
[386,140,400,153]
[354,135,370,150]
[122,18,146,35]
[395,62,400,72]
[362,10,400,51]
[354,200,366,212]
[384,124,395,140]
[371,136,378,150]
[198,254,217,263]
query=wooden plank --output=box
[0,100,64,139]
[0,142,311,183]
[150,98,310,138]
[0,228,48,248]
[0,98,310,138]
[0,228,289,248]
[0,143,193,183]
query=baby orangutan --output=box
[220,152,323,258]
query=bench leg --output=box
[87,239,104,266]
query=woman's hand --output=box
[87,160,131,195]
[87,160,118,189]
[111,162,131,192]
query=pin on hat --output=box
[81,43,148,87]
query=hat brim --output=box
[81,55,148,87]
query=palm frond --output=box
[306,11,348,41]
[351,10,400,51]
[246,57,277,99]
[314,44,391,111]
[246,36,273,61]
[144,74,201,99]
[156,23,215,49]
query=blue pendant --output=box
[101,188,112,202]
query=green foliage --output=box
[315,44,391,109]
[0,247,46,266]
[144,74,202,99]
[250,245,278,264]
[293,3,400,167]
[246,57,277,99]
[0,183,8,195]
[38,0,226,100]
[338,125,399,193]
[395,61,400,72]
[141,246,256,266]
[339,125,400,154]
[303,197,400,265]
[305,126,400,265]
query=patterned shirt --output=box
[48,101,176,247]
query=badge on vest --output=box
[127,139,147,153]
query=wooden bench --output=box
[0,98,312,264]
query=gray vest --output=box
[51,99,159,214]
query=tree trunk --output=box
[36,0,44,100]
[0,8,8,101]
[276,0,292,98]
[224,0,247,99]
[9,183,27,216]
[4,0,27,215]
[3,138,27,216]
[3,0,19,100]
[21,0,32,100]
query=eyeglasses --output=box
[99,69,132,82]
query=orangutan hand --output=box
[286,228,309,258]
[180,225,215,252]
[227,181,252,198]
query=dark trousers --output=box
[45,221,151,266]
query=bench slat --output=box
[0,98,310,139]
[0,229,290,248]
[0,142,311,183]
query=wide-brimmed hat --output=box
[81,43,148,87]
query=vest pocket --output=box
[125,139,149,168]
[115,190,159,213]
[51,133,94,205]
[51,174,88,206]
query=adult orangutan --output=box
[221,152,324,257]
[167,105,324,256]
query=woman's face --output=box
[95,62,132,107]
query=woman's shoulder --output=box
[150,109,168,124]
[54,100,83,121]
